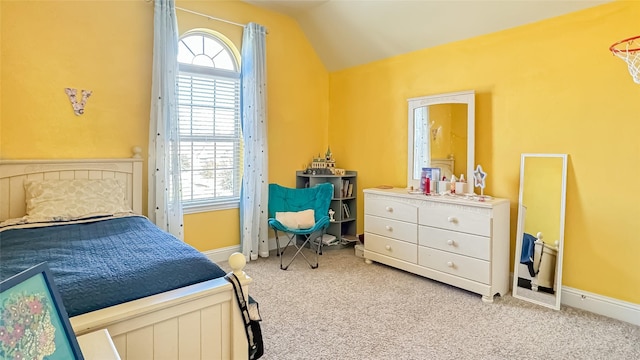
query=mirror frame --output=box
[407,90,475,190]
[512,153,568,310]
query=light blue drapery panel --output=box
[148,0,184,240]
[240,23,269,260]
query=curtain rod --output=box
[175,6,246,28]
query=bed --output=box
[0,158,252,359]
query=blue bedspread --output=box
[0,216,227,317]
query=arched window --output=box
[177,31,241,212]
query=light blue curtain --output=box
[148,0,184,240]
[240,23,269,260]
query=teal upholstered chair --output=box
[268,182,333,270]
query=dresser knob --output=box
[447,216,458,224]
[446,239,454,246]
[385,206,393,212]
[447,261,454,268]
[385,245,392,251]
[385,225,392,231]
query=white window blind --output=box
[176,32,241,211]
[177,71,241,208]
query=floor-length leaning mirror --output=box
[512,153,568,310]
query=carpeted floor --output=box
[222,247,639,360]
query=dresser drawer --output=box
[364,233,417,263]
[364,196,418,223]
[365,215,417,244]
[419,226,490,260]
[418,247,490,284]
[418,203,491,236]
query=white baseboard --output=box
[510,272,639,326]
[202,241,276,264]
[202,245,241,264]
[561,286,640,326]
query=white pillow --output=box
[275,209,315,229]
[24,179,131,220]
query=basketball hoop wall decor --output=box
[610,35,640,84]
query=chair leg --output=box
[277,231,322,270]
[275,231,297,270]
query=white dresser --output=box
[363,188,510,302]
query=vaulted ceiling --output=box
[243,0,611,71]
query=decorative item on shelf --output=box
[333,168,345,176]
[325,146,335,168]
[311,154,326,170]
[310,147,337,175]
[474,164,487,199]
[328,208,335,222]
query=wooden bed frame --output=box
[0,158,250,359]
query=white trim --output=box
[202,241,280,264]
[202,245,241,264]
[510,272,639,326]
[561,286,640,326]
[183,200,239,214]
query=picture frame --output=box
[0,262,84,360]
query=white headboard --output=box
[0,159,143,221]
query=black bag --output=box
[225,273,264,360]
[248,312,264,360]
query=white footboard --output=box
[71,255,251,360]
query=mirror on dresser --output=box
[512,153,568,310]
[407,90,475,190]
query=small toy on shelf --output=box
[309,147,337,175]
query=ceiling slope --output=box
[243,0,611,71]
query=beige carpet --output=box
[222,247,639,360]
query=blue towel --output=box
[520,232,537,264]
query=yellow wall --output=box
[0,0,329,251]
[522,156,563,244]
[1,0,154,214]
[428,103,467,177]
[450,103,467,177]
[329,1,640,303]
[427,104,452,159]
